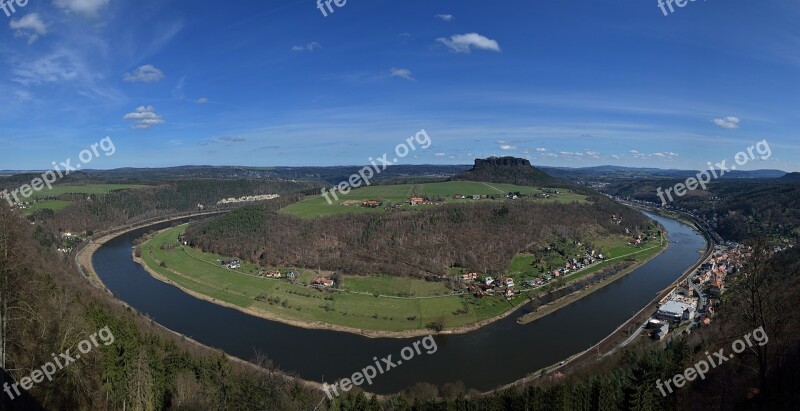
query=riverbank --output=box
[488,212,713,395]
[71,212,340,399]
[516,242,666,325]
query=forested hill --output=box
[781,172,800,181]
[184,195,649,277]
[451,157,565,187]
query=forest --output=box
[21,179,317,246]
[602,180,800,243]
[184,194,649,277]
[0,202,323,410]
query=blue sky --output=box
[1,0,799,171]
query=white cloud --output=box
[627,150,679,160]
[200,136,246,146]
[10,13,48,44]
[13,49,83,86]
[53,0,110,18]
[123,65,165,83]
[196,97,209,104]
[437,33,501,53]
[585,151,601,158]
[390,67,414,80]
[292,42,321,52]
[435,152,446,157]
[653,152,679,159]
[123,106,165,129]
[435,14,454,22]
[10,48,124,101]
[499,144,516,151]
[713,116,741,129]
[14,90,32,101]
[536,147,548,152]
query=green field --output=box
[23,200,71,215]
[281,180,587,218]
[141,225,534,332]
[26,184,148,200]
[16,184,148,215]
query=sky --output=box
[1,0,799,171]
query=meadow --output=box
[141,225,534,333]
[27,183,149,200]
[20,184,148,214]
[281,180,587,218]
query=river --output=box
[92,212,707,393]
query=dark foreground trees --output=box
[0,204,322,410]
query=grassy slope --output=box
[27,184,148,199]
[281,181,587,218]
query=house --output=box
[653,324,670,341]
[647,318,665,330]
[462,272,478,281]
[504,287,515,299]
[312,277,334,287]
[472,195,481,200]
[265,271,282,278]
[682,306,696,321]
[655,300,692,323]
[504,277,515,287]
[221,259,241,269]
[409,197,424,206]
[484,276,495,286]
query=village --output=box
[645,242,774,341]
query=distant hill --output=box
[781,172,800,181]
[541,165,786,181]
[719,169,787,179]
[452,157,564,187]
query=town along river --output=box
[92,212,707,393]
